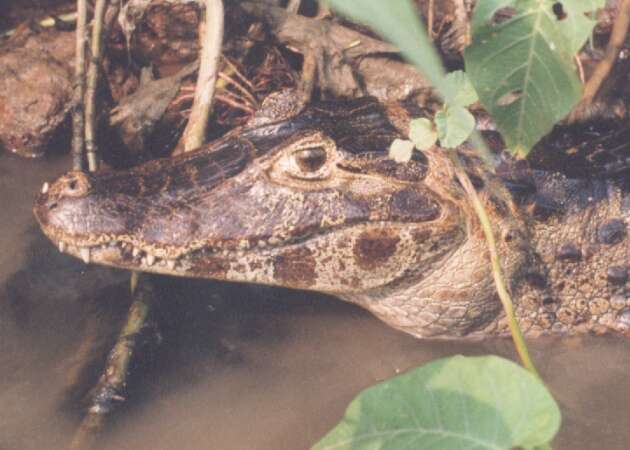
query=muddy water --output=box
[1,152,629,450]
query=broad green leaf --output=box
[409,118,437,150]
[557,0,605,54]
[435,106,476,148]
[389,138,415,162]
[313,355,560,450]
[327,0,451,103]
[444,70,479,107]
[464,0,582,156]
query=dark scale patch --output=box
[273,247,317,287]
[556,243,582,261]
[353,229,400,270]
[390,188,440,222]
[608,266,628,284]
[524,271,548,289]
[411,228,432,244]
[597,218,626,245]
[487,194,508,216]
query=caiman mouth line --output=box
[48,218,437,272]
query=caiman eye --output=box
[270,131,337,183]
[294,147,327,172]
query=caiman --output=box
[33,93,630,339]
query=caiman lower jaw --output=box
[54,238,182,271]
[51,218,432,281]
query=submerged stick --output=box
[84,0,109,172]
[71,0,88,171]
[69,272,154,450]
[182,0,225,152]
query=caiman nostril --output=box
[47,201,58,211]
[58,171,90,198]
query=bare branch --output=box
[182,0,225,152]
[569,0,630,123]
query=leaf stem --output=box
[449,150,539,378]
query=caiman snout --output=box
[36,171,91,214]
[34,169,131,258]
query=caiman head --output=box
[34,94,530,338]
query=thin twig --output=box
[84,0,109,172]
[70,272,153,450]
[217,72,258,106]
[575,54,585,84]
[223,57,257,92]
[449,150,540,378]
[216,93,257,114]
[71,0,88,171]
[182,0,225,152]
[569,0,630,123]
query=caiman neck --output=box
[509,173,629,336]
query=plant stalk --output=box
[449,150,540,378]
[71,0,88,171]
[84,0,109,172]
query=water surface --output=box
[1,152,628,449]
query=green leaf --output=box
[444,70,479,107]
[312,355,561,450]
[464,0,582,156]
[557,0,605,54]
[388,138,415,162]
[435,106,476,148]
[409,118,437,150]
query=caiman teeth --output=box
[41,182,49,194]
[132,247,141,257]
[80,247,91,264]
[146,254,156,266]
[59,241,66,253]
[166,260,176,270]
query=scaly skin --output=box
[33,95,630,339]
